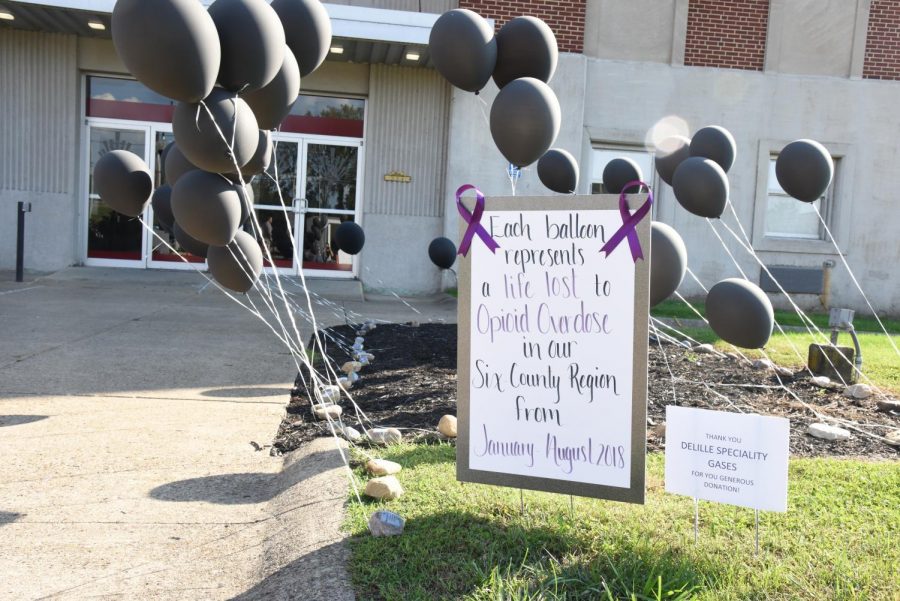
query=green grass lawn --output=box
[346,445,899,601]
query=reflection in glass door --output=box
[300,140,362,275]
[85,124,148,264]
[250,141,299,272]
[146,129,206,267]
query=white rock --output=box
[774,366,793,378]
[341,425,362,442]
[693,343,716,354]
[338,377,352,391]
[876,399,900,413]
[437,415,458,438]
[843,384,873,400]
[359,356,370,366]
[318,385,341,403]
[352,343,364,352]
[313,404,343,420]
[366,459,402,476]
[368,427,403,445]
[811,376,832,388]
[724,352,741,362]
[807,423,852,441]
[354,337,365,345]
[368,510,405,536]
[364,475,403,500]
[885,430,900,446]
[752,359,775,371]
[349,372,360,383]
[341,361,362,374]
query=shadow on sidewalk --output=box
[0,415,48,427]
[149,442,345,505]
[228,540,353,601]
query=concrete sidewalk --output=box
[0,267,456,600]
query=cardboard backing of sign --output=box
[456,194,650,503]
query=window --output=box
[764,156,834,240]
[590,147,656,194]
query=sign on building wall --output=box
[456,194,650,503]
[665,406,790,512]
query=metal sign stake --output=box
[755,509,760,556]
[694,498,699,544]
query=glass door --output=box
[299,137,364,277]
[145,127,206,269]
[84,120,150,267]
[250,137,301,274]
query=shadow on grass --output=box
[350,510,717,600]
[0,415,48,427]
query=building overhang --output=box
[0,0,440,66]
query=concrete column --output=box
[849,0,872,79]
[670,0,689,66]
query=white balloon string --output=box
[715,212,856,388]
[813,205,900,357]
[717,204,890,395]
[676,260,892,442]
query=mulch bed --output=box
[272,323,900,460]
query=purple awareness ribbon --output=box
[599,180,653,262]
[456,184,500,257]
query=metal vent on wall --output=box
[759,265,825,295]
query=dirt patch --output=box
[272,323,900,459]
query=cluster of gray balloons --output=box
[94,0,333,293]
[430,10,563,170]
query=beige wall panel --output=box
[584,0,677,63]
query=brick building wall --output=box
[458,0,585,53]
[684,0,769,71]
[863,0,900,80]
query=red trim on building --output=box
[281,115,364,137]
[88,99,175,123]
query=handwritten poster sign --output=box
[665,406,790,512]
[457,195,650,503]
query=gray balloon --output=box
[151,184,175,230]
[93,150,153,218]
[164,143,197,187]
[270,0,332,77]
[172,88,260,174]
[208,0,286,93]
[207,230,264,293]
[489,77,561,167]
[602,158,643,195]
[649,222,687,307]
[775,139,834,203]
[655,135,691,186]
[229,130,272,178]
[706,278,774,349]
[171,170,242,246]
[111,0,221,103]
[671,157,729,218]
[173,222,209,258]
[537,148,579,194]
[428,9,497,93]
[492,16,558,89]
[690,126,736,173]
[242,46,301,130]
